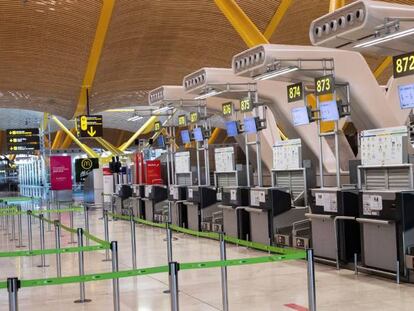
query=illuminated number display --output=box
[240,97,253,112]
[178,115,187,127]
[190,112,198,123]
[393,52,414,78]
[222,102,233,116]
[287,82,303,103]
[315,75,334,96]
[154,121,161,132]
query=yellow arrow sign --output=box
[87,126,97,137]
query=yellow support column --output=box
[263,0,293,40]
[119,116,157,152]
[329,0,345,12]
[53,0,116,150]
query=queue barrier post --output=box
[27,211,33,252]
[69,210,75,244]
[130,213,137,269]
[169,262,180,311]
[111,241,121,311]
[16,206,25,248]
[46,199,52,232]
[166,222,173,263]
[219,233,229,311]
[307,248,317,311]
[74,228,91,304]
[7,277,20,311]
[103,210,111,261]
[37,214,48,268]
[54,220,62,277]
[84,205,90,246]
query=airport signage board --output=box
[6,128,40,154]
[75,158,99,183]
[75,115,103,138]
[287,82,303,103]
[240,97,253,112]
[393,52,414,78]
[50,156,72,191]
[154,121,162,132]
[222,102,233,116]
[315,75,334,96]
[177,115,187,127]
[189,112,198,123]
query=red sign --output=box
[103,167,112,176]
[145,160,162,184]
[50,156,72,191]
[135,153,145,184]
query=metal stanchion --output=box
[16,206,25,248]
[57,201,61,222]
[54,221,62,277]
[69,210,75,244]
[166,222,173,263]
[111,241,120,311]
[169,262,180,311]
[10,213,16,241]
[74,228,91,303]
[103,210,111,261]
[307,249,317,311]
[7,277,20,311]
[27,211,33,252]
[130,213,137,269]
[37,214,49,268]
[111,195,117,221]
[219,233,229,311]
[84,205,90,246]
[47,199,52,232]
[5,214,9,236]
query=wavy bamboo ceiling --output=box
[0,0,413,119]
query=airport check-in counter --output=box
[356,126,414,280]
[308,187,360,265]
[131,184,146,218]
[185,185,218,232]
[114,183,133,215]
[143,184,168,222]
[245,187,291,245]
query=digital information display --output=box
[157,135,165,148]
[287,82,303,103]
[315,75,334,96]
[154,121,161,132]
[225,121,239,137]
[244,117,258,134]
[180,130,190,144]
[193,127,204,142]
[291,107,310,126]
[398,84,414,109]
[222,102,233,116]
[7,128,40,154]
[393,52,414,78]
[190,112,198,123]
[320,100,340,121]
[240,97,253,112]
[178,115,187,127]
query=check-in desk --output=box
[131,184,146,219]
[185,185,218,231]
[143,184,168,222]
[168,185,188,227]
[308,187,360,266]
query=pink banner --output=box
[50,156,72,191]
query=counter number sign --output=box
[315,75,334,96]
[287,82,303,102]
[222,102,233,116]
[76,115,103,138]
[178,115,187,127]
[393,52,414,78]
[240,97,253,112]
[154,121,161,132]
[190,112,198,123]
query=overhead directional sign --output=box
[76,115,103,138]
[7,128,40,154]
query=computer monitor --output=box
[291,106,310,126]
[180,130,190,144]
[398,84,414,109]
[244,117,258,134]
[320,100,340,121]
[193,127,204,142]
[225,121,239,137]
[157,135,165,148]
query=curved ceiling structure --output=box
[0,0,413,120]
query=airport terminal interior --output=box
[4,0,414,310]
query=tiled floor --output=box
[0,206,413,310]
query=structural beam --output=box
[95,137,123,156]
[51,116,99,158]
[263,0,293,40]
[208,128,222,145]
[119,116,157,152]
[214,0,268,47]
[374,56,392,79]
[60,129,77,149]
[53,0,116,149]
[329,0,345,12]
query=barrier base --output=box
[74,299,92,303]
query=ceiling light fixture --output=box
[253,66,299,81]
[127,115,143,122]
[354,27,414,48]
[194,89,225,100]
[152,106,172,114]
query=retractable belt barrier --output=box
[0,206,83,217]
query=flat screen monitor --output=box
[399,84,414,109]
[320,100,340,121]
[193,127,204,142]
[225,121,239,137]
[244,117,258,134]
[291,107,310,126]
[157,135,165,148]
[180,130,190,144]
